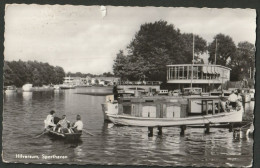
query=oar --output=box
[82,129,94,136]
[34,129,47,138]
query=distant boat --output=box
[249,89,255,101]
[22,84,33,92]
[5,85,17,94]
[53,85,60,90]
[60,84,76,89]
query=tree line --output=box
[66,72,114,78]
[113,20,255,82]
[4,60,66,87]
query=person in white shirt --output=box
[228,90,238,108]
[72,115,83,133]
[44,110,56,129]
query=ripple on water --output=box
[2,88,254,167]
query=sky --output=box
[4,5,256,74]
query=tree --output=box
[113,20,207,82]
[32,68,42,86]
[181,33,207,64]
[229,41,255,81]
[208,34,236,66]
[3,60,66,87]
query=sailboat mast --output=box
[215,39,217,65]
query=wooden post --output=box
[229,123,233,132]
[205,124,210,134]
[180,125,186,136]
[148,127,153,137]
[158,126,162,135]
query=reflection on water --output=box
[3,87,253,167]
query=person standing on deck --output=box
[44,110,56,129]
[113,84,118,101]
[228,90,238,108]
[237,90,242,101]
[71,115,83,133]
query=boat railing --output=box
[118,81,162,86]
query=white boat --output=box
[102,94,244,127]
[60,84,75,89]
[22,84,33,92]
[107,108,243,127]
[249,89,255,101]
[53,85,60,90]
[5,85,17,93]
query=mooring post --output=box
[205,124,210,134]
[148,127,153,137]
[158,126,162,135]
[229,123,234,132]
[180,125,186,136]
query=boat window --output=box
[123,100,131,102]
[123,106,131,115]
[145,100,154,102]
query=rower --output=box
[71,115,83,133]
[56,115,70,133]
[44,110,56,129]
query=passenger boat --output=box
[45,128,82,141]
[60,84,76,89]
[102,95,243,127]
[22,84,33,92]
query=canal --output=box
[2,87,254,167]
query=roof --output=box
[166,64,231,70]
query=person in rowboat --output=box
[71,115,83,133]
[44,110,56,130]
[56,115,70,133]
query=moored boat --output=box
[5,85,17,93]
[107,108,243,127]
[22,84,33,92]
[249,89,255,101]
[60,84,76,89]
[102,94,244,127]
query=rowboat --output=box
[46,128,82,141]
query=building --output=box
[166,64,231,92]
[94,77,120,85]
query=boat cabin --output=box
[117,96,225,119]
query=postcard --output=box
[3,4,255,167]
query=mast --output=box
[191,34,195,89]
[215,39,217,65]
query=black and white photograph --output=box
[2,4,256,167]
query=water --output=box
[3,87,254,167]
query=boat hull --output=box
[107,108,243,127]
[47,130,82,141]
